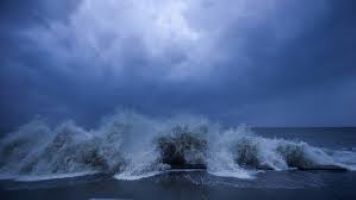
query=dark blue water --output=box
[253,127,356,150]
[1,127,356,200]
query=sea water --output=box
[0,113,355,199]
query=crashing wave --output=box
[156,125,207,169]
[0,112,355,181]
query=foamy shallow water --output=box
[1,170,356,200]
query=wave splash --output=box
[0,112,355,181]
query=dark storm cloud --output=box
[0,0,355,130]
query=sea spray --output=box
[0,112,355,181]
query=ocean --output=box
[0,114,355,199]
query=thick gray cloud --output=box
[0,0,355,130]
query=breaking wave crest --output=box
[0,112,355,181]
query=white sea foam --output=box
[14,171,98,182]
[1,112,355,181]
[114,171,163,181]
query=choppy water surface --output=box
[0,112,355,199]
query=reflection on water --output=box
[1,170,356,200]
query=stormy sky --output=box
[0,0,355,129]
